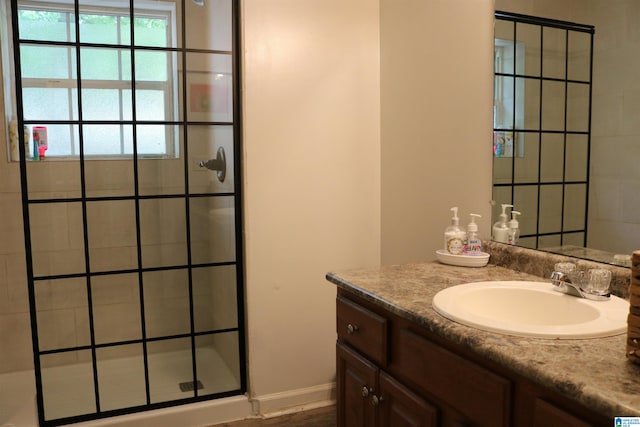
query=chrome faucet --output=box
[550,270,610,301]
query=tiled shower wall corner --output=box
[0,119,33,374]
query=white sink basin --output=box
[432,281,629,339]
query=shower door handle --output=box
[199,146,226,183]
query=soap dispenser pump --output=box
[492,204,512,243]
[444,207,466,255]
[508,210,521,245]
[464,213,483,255]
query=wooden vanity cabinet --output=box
[336,289,610,427]
[337,295,438,426]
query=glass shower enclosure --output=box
[10,0,245,424]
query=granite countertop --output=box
[327,261,640,418]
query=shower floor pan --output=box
[1,347,240,426]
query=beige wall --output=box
[380,0,494,265]
[241,0,381,403]
[243,0,495,404]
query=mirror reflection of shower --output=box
[494,1,640,267]
[492,11,594,259]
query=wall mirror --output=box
[492,1,639,268]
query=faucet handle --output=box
[554,262,577,275]
[586,268,611,296]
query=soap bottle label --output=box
[446,237,464,255]
[466,238,482,255]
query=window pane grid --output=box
[18,2,176,157]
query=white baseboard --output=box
[57,383,336,427]
[75,382,337,426]
[251,382,336,417]
[75,395,254,427]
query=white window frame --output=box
[3,0,179,160]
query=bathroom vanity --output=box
[328,260,640,426]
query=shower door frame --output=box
[11,0,247,425]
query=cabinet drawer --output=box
[337,295,388,366]
[394,328,511,427]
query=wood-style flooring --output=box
[208,405,336,427]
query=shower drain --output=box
[179,380,204,392]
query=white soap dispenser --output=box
[492,204,512,243]
[444,207,466,255]
[464,213,483,255]
[508,210,521,245]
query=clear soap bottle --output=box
[464,213,482,255]
[444,207,466,255]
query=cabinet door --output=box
[394,328,511,427]
[337,342,378,427]
[379,371,438,427]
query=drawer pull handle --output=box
[371,395,383,406]
[361,386,372,397]
[347,323,359,335]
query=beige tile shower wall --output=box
[0,115,32,373]
[29,194,235,362]
[0,139,237,373]
[0,0,236,375]
[588,0,640,254]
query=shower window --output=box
[10,0,178,158]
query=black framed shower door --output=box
[11,0,246,425]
